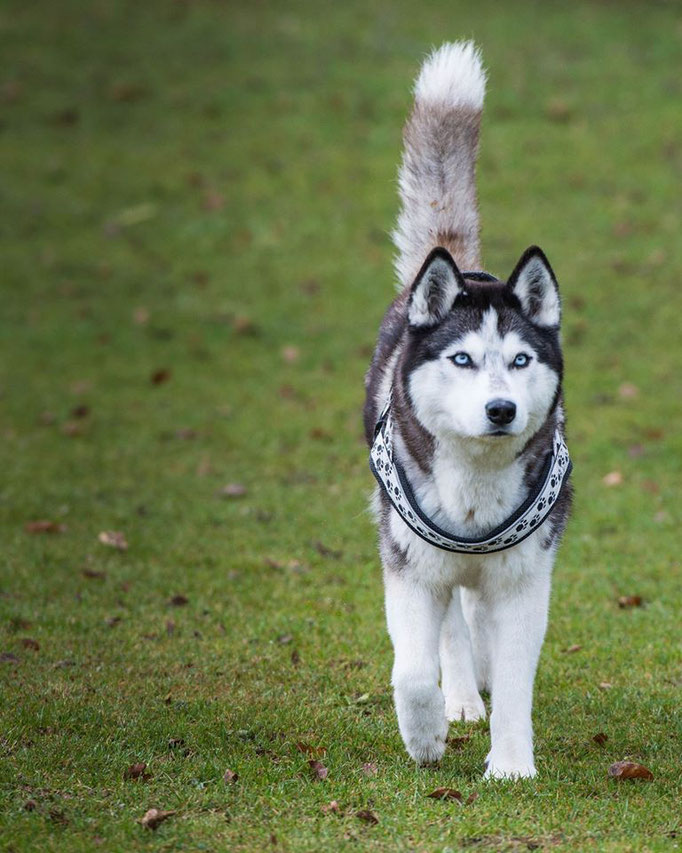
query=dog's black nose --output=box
[486,398,516,426]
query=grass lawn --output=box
[1,0,681,849]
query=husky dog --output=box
[364,42,572,779]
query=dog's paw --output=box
[395,681,448,765]
[444,692,486,723]
[484,741,536,780]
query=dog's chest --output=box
[420,448,526,536]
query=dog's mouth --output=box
[488,429,512,437]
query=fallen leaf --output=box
[110,82,147,102]
[82,569,106,580]
[223,768,238,783]
[23,799,37,811]
[618,595,643,609]
[321,800,341,815]
[447,733,471,749]
[598,681,613,690]
[296,742,326,758]
[133,307,149,325]
[140,808,175,830]
[0,652,19,663]
[427,787,463,802]
[218,483,247,499]
[62,421,84,437]
[361,762,378,776]
[356,809,379,825]
[201,189,225,211]
[618,382,639,399]
[106,616,122,628]
[169,595,188,607]
[308,759,328,781]
[593,733,608,746]
[98,531,128,550]
[25,520,66,534]
[232,315,259,336]
[51,107,79,126]
[276,634,293,645]
[281,345,300,364]
[291,649,300,666]
[49,808,69,825]
[20,638,40,651]
[563,644,582,654]
[70,404,90,419]
[124,762,151,782]
[602,471,623,487]
[545,98,573,122]
[174,428,197,440]
[150,368,171,385]
[53,659,75,668]
[313,540,343,559]
[465,791,479,805]
[608,761,653,781]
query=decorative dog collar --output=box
[369,394,572,555]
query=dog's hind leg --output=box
[461,587,492,693]
[440,587,486,722]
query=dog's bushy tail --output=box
[393,42,486,289]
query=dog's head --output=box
[403,246,563,449]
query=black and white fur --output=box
[363,42,572,778]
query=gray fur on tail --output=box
[393,41,486,288]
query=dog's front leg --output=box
[384,568,449,764]
[484,567,551,779]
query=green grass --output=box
[1,0,681,849]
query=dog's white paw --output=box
[395,681,448,765]
[484,740,536,780]
[444,692,486,723]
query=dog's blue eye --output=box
[513,353,531,368]
[451,352,473,367]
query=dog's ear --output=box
[507,246,560,327]
[407,248,465,328]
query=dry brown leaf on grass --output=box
[618,382,639,399]
[608,761,653,781]
[321,800,342,815]
[140,808,176,830]
[563,644,582,654]
[356,809,379,825]
[218,483,247,499]
[296,742,326,759]
[618,595,643,608]
[20,638,40,651]
[150,368,171,385]
[593,733,609,746]
[223,769,238,783]
[98,531,128,551]
[465,792,479,805]
[308,759,328,781]
[25,520,66,534]
[82,568,106,579]
[168,595,188,607]
[124,763,151,782]
[427,787,463,802]
[602,470,623,487]
[361,762,378,776]
[281,345,300,364]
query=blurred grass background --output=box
[0,0,680,850]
